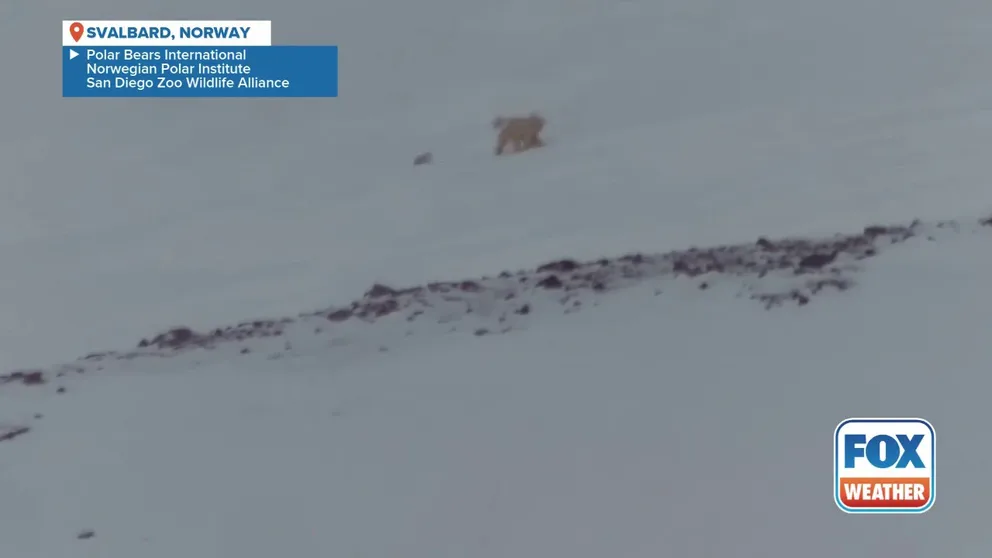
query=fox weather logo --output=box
[833,417,935,514]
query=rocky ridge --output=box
[2,216,987,389]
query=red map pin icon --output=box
[69,22,84,42]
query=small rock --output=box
[365,284,399,299]
[458,281,481,292]
[672,259,693,275]
[327,309,352,322]
[413,152,432,165]
[798,251,838,269]
[0,370,46,386]
[77,530,95,540]
[536,275,564,289]
[147,327,198,350]
[0,426,30,442]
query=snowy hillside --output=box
[4,0,992,556]
[4,218,992,557]
[5,0,992,369]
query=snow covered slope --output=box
[3,219,992,557]
[5,0,992,369]
[4,0,992,555]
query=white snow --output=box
[3,0,992,555]
[4,225,992,557]
[6,0,992,369]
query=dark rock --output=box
[458,281,481,292]
[413,152,432,166]
[148,327,197,349]
[365,283,399,298]
[0,370,46,386]
[355,299,401,319]
[536,275,563,289]
[327,309,352,322]
[0,426,30,442]
[798,251,838,269]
